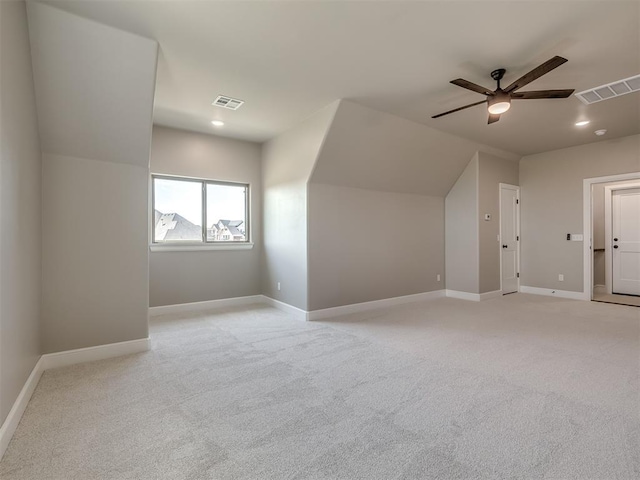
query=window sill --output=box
[149,243,254,252]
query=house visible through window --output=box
[152,175,249,244]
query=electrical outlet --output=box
[277,282,281,291]
[437,274,441,282]
[558,274,564,281]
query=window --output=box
[152,175,249,245]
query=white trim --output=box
[261,296,308,322]
[307,290,445,321]
[445,289,502,301]
[520,285,588,300]
[605,185,613,294]
[446,290,482,301]
[149,243,254,252]
[1,338,150,460]
[151,291,450,322]
[149,295,264,316]
[0,358,44,461]
[42,338,150,370]
[479,290,503,301]
[583,172,640,301]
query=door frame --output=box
[582,172,640,300]
[499,183,520,294]
[606,184,640,294]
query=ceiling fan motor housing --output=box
[491,68,506,82]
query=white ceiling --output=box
[39,1,640,155]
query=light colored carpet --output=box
[1,293,638,479]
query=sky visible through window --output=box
[207,184,246,228]
[155,179,202,225]
[154,178,246,227]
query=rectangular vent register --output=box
[212,95,244,110]
[575,74,640,104]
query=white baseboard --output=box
[479,290,503,301]
[42,338,150,370]
[446,289,503,301]
[149,295,264,317]
[519,286,588,300]
[152,291,448,323]
[446,290,481,301]
[1,337,150,460]
[261,296,308,322]
[0,357,44,461]
[307,290,446,321]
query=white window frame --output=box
[150,174,253,252]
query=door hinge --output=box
[517,272,520,278]
[516,199,519,204]
[517,236,519,241]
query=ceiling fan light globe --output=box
[487,101,511,115]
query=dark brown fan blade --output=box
[503,56,568,93]
[451,79,495,96]
[511,89,575,99]
[432,100,487,119]
[488,114,500,124]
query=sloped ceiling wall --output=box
[310,100,518,196]
[27,1,157,167]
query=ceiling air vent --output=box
[212,95,244,110]
[575,74,640,105]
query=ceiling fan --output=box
[432,56,575,124]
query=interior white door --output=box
[612,188,640,295]
[500,185,519,294]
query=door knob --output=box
[613,245,619,249]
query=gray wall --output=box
[261,102,339,310]
[445,154,479,293]
[149,126,262,306]
[42,155,150,352]
[478,152,519,293]
[29,2,157,353]
[308,184,444,310]
[0,0,42,425]
[520,135,640,292]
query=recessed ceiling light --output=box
[594,129,607,136]
[211,120,224,127]
[575,120,590,126]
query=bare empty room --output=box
[1,1,639,479]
